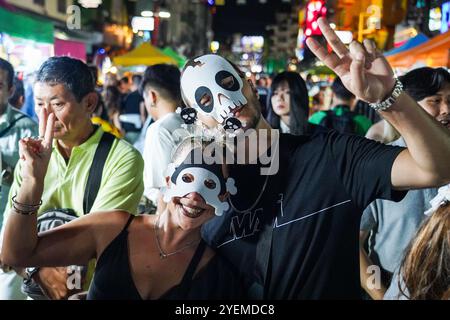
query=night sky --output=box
[212,0,292,41]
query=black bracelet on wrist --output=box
[12,195,42,209]
[12,204,38,215]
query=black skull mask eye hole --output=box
[200,93,212,107]
[221,76,235,89]
[182,173,194,183]
[215,71,239,91]
[195,86,214,113]
[204,179,216,190]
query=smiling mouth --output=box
[178,204,205,218]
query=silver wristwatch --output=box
[369,78,404,112]
[24,267,40,284]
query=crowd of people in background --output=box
[0,19,449,301]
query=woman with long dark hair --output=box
[266,71,310,135]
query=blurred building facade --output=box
[268,6,300,60]
[134,0,213,58]
[6,0,74,21]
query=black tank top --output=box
[87,215,244,300]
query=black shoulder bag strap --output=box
[0,115,26,138]
[252,210,274,299]
[83,132,115,214]
[252,170,282,299]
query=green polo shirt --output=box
[3,126,144,225]
[309,105,373,136]
[0,105,38,226]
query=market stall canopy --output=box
[162,47,187,68]
[0,7,54,44]
[386,31,450,69]
[113,42,177,67]
[384,33,429,56]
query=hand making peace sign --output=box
[306,18,396,104]
[19,107,55,183]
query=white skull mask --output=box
[162,164,237,216]
[181,54,248,124]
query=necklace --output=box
[229,173,270,213]
[229,131,279,213]
[154,214,200,259]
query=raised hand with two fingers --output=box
[306,17,396,104]
[19,107,55,183]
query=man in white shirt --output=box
[141,64,185,212]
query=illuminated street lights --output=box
[78,0,102,9]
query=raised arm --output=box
[306,18,450,190]
[1,108,97,267]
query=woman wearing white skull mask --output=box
[2,115,245,299]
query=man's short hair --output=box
[399,67,450,101]
[88,65,99,86]
[140,64,181,103]
[36,56,95,102]
[331,77,355,101]
[0,58,14,89]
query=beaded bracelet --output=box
[12,195,42,209]
[12,204,38,215]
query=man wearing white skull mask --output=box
[180,18,450,299]
[181,54,263,132]
[2,134,245,299]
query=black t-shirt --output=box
[202,130,406,299]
